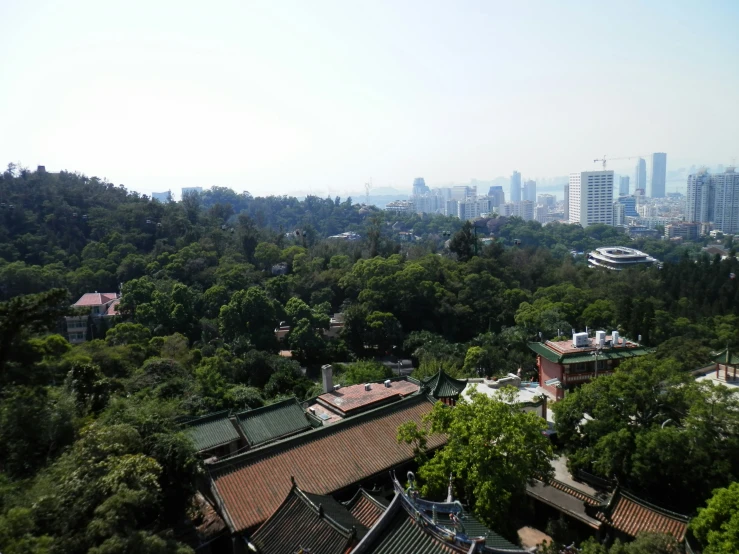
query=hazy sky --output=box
[1,0,737,198]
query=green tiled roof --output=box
[712,348,739,365]
[528,342,654,364]
[371,507,455,554]
[236,397,311,447]
[456,511,522,551]
[422,370,467,398]
[184,410,240,452]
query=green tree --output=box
[218,287,278,352]
[449,221,477,262]
[365,311,402,353]
[288,318,327,365]
[339,361,392,385]
[398,390,554,534]
[691,482,739,554]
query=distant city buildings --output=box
[563,184,569,221]
[619,175,630,196]
[634,158,647,193]
[510,171,521,203]
[487,185,505,207]
[686,168,739,234]
[568,171,614,227]
[537,194,556,207]
[613,201,625,226]
[384,200,415,214]
[181,186,203,196]
[664,222,699,241]
[412,177,429,196]
[151,191,172,202]
[523,179,536,202]
[649,153,667,198]
[616,195,638,217]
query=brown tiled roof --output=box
[73,292,118,307]
[318,380,419,416]
[250,484,358,554]
[209,396,444,533]
[103,299,120,316]
[543,478,601,506]
[596,489,689,541]
[345,489,388,528]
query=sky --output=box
[1,0,737,199]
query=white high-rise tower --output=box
[568,171,614,227]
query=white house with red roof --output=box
[65,292,120,343]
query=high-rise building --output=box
[182,186,203,197]
[487,186,505,207]
[616,195,638,217]
[523,180,536,202]
[634,159,647,193]
[537,194,556,207]
[444,199,459,217]
[510,171,522,203]
[619,176,630,196]
[568,171,614,227]
[151,191,172,202]
[687,169,715,229]
[613,201,625,226]
[713,168,739,234]
[513,200,534,221]
[451,185,476,201]
[412,178,429,196]
[649,153,667,198]
[563,184,569,221]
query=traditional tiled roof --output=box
[249,483,361,554]
[364,504,456,554]
[422,370,468,399]
[344,489,389,528]
[103,298,120,316]
[595,488,689,542]
[350,475,527,554]
[711,348,739,365]
[317,379,419,416]
[73,292,118,307]
[184,411,240,453]
[209,395,445,533]
[236,397,312,447]
[528,341,654,364]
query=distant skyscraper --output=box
[713,168,739,234]
[510,171,522,203]
[619,176,630,196]
[451,185,476,201]
[568,171,614,227]
[616,196,638,217]
[182,186,203,197]
[613,201,625,226]
[634,159,647,193]
[151,191,172,202]
[513,201,534,221]
[649,153,667,198]
[563,184,569,221]
[523,180,536,202]
[487,186,505,207]
[412,177,429,196]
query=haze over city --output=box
[1,0,737,198]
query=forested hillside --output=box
[2,164,739,552]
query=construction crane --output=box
[593,154,646,170]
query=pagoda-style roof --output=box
[422,370,468,399]
[349,474,526,553]
[593,487,689,542]
[344,489,389,528]
[236,397,312,447]
[208,395,445,533]
[183,410,240,453]
[711,348,739,365]
[248,480,367,554]
[528,341,653,364]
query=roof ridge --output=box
[236,396,300,419]
[617,488,690,521]
[182,410,231,426]
[293,484,357,539]
[207,394,435,475]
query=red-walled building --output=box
[529,335,653,400]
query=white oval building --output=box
[587,246,658,270]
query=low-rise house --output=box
[529,332,653,400]
[463,374,548,419]
[65,292,120,343]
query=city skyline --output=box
[1,1,737,198]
